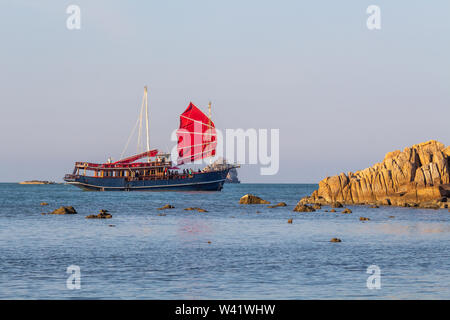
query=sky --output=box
[0,0,449,183]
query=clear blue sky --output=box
[0,1,449,182]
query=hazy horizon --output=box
[1,1,449,183]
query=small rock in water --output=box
[330,238,342,243]
[184,207,208,212]
[157,213,166,216]
[108,224,115,227]
[287,218,293,224]
[369,205,379,208]
[239,194,270,204]
[49,206,77,215]
[330,209,337,213]
[158,204,175,210]
[342,208,352,214]
[207,241,212,244]
[293,204,315,212]
[359,217,370,221]
[40,202,49,206]
[268,202,287,208]
[389,216,395,218]
[86,209,112,219]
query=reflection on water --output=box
[0,183,450,299]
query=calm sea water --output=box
[0,183,450,299]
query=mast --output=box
[144,86,150,157]
[208,101,212,165]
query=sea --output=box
[1,183,450,299]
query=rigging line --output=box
[137,91,145,154]
[120,116,140,160]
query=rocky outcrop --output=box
[86,209,112,219]
[20,180,55,185]
[300,140,450,207]
[239,194,270,204]
[226,168,240,183]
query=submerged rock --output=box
[359,217,370,221]
[330,238,342,243]
[342,208,352,214]
[184,207,208,212]
[299,140,450,208]
[49,206,77,215]
[287,218,293,224]
[268,202,287,208]
[293,204,315,212]
[158,204,174,210]
[40,202,49,206]
[239,194,270,204]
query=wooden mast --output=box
[144,86,150,161]
[208,101,212,165]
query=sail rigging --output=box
[177,102,217,165]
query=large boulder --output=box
[239,194,270,204]
[300,140,450,208]
[50,206,77,215]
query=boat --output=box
[64,87,235,191]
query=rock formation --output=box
[300,140,450,207]
[86,209,112,219]
[239,194,270,204]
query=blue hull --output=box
[64,169,229,192]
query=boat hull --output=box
[64,169,229,192]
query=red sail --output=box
[177,102,216,164]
